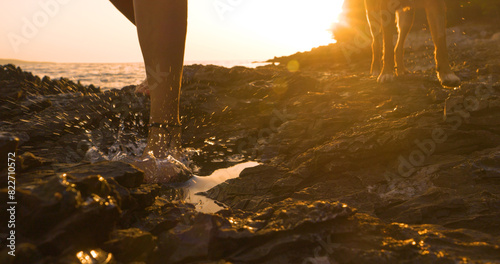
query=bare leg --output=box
[127,0,188,183]
[109,0,135,25]
[110,0,152,95]
[365,3,383,77]
[424,0,460,87]
[133,0,186,161]
[395,8,415,76]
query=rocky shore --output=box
[1,23,500,263]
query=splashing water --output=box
[83,138,259,212]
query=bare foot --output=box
[143,126,182,160]
[135,78,150,95]
[131,154,191,184]
[130,126,189,184]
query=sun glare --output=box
[233,0,344,53]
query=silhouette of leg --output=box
[120,0,189,183]
[425,0,460,87]
[109,0,135,24]
[133,0,187,159]
[395,8,415,76]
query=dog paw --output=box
[438,72,461,88]
[377,73,395,83]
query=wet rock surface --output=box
[2,23,500,263]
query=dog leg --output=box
[366,8,383,77]
[378,2,397,83]
[395,8,415,76]
[425,0,461,87]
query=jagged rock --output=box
[0,173,120,257]
[0,132,18,172]
[206,165,303,211]
[103,228,156,262]
[1,25,500,263]
[17,152,53,172]
[131,198,198,235]
[130,184,161,208]
[65,161,145,188]
[0,243,41,264]
[154,213,220,263]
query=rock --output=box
[37,194,119,255]
[17,152,53,172]
[65,161,144,188]
[69,174,113,199]
[477,64,500,76]
[0,243,41,264]
[374,188,467,224]
[154,213,220,263]
[131,197,198,235]
[106,178,134,210]
[0,132,18,172]
[444,95,464,119]
[428,88,449,102]
[150,200,353,263]
[0,174,120,256]
[206,165,297,211]
[22,97,52,112]
[2,25,500,262]
[130,184,161,208]
[103,228,156,262]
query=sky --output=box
[1,0,344,63]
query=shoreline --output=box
[1,22,500,263]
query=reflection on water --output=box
[181,161,260,213]
[13,60,270,91]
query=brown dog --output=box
[365,0,461,87]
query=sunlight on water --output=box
[182,161,260,213]
[13,60,269,91]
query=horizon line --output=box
[0,58,269,65]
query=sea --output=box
[11,60,269,91]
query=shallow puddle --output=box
[181,161,260,213]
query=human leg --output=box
[133,0,187,160]
[109,0,135,25]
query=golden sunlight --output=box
[235,0,345,53]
